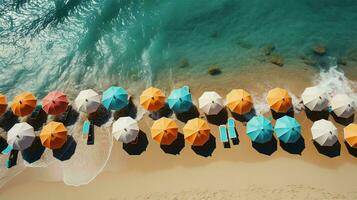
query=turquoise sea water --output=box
[1,0,357,98]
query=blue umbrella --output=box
[167,87,192,113]
[274,116,301,143]
[102,86,129,111]
[246,116,273,144]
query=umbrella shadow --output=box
[304,107,329,122]
[0,136,8,153]
[123,130,148,155]
[191,134,216,157]
[53,105,79,126]
[53,136,77,161]
[271,108,294,120]
[344,141,357,158]
[231,108,257,122]
[113,98,137,120]
[26,108,48,131]
[206,109,228,125]
[279,136,305,155]
[21,137,45,163]
[175,105,200,123]
[88,105,111,127]
[149,104,173,120]
[331,113,354,126]
[313,141,341,158]
[252,136,277,156]
[0,110,19,131]
[160,133,185,155]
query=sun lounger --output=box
[6,149,18,168]
[87,121,95,145]
[82,120,90,137]
[227,118,237,139]
[219,125,229,147]
[1,145,12,155]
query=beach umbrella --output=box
[75,89,101,114]
[246,116,273,144]
[151,117,178,145]
[140,87,166,112]
[198,91,224,115]
[344,123,357,148]
[226,89,253,115]
[167,87,192,113]
[311,119,338,147]
[112,116,139,143]
[7,122,35,150]
[11,92,37,117]
[330,94,355,118]
[102,86,129,111]
[0,94,7,116]
[301,86,329,111]
[183,118,210,146]
[42,91,69,115]
[40,122,68,149]
[267,88,292,113]
[274,116,301,143]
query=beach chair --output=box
[6,149,18,168]
[82,120,90,137]
[219,125,229,148]
[87,121,95,145]
[227,118,239,145]
[1,145,12,155]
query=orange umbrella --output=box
[0,94,7,116]
[40,122,68,149]
[226,89,253,115]
[267,88,292,113]
[344,124,357,148]
[140,87,166,112]
[151,117,178,145]
[183,118,210,146]
[11,92,37,117]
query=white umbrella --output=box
[331,94,355,118]
[112,117,139,143]
[311,119,338,146]
[75,89,101,114]
[7,122,35,150]
[198,91,224,115]
[301,86,329,111]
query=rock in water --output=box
[270,55,284,66]
[312,45,326,55]
[262,44,275,56]
[179,59,189,68]
[208,67,222,76]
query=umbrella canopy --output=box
[330,94,355,118]
[7,122,35,150]
[226,89,253,115]
[112,116,139,143]
[11,92,37,117]
[151,117,178,145]
[0,94,7,116]
[140,87,166,112]
[102,86,129,111]
[40,122,68,149]
[267,88,292,113]
[301,86,329,111]
[274,116,301,143]
[246,116,273,144]
[198,91,224,115]
[344,123,357,148]
[42,91,69,115]
[311,119,338,146]
[167,87,193,113]
[75,89,101,114]
[183,118,210,146]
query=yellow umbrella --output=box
[0,94,7,116]
[226,89,253,115]
[140,87,166,112]
[267,88,292,113]
[344,124,357,148]
[183,118,210,146]
[151,117,178,145]
[40,122,68,149]
[11,92,37,117]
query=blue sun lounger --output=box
[227,118,237,139]
[82,120,90,137]
[219,125,229,147]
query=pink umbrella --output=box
[42,91,69,115]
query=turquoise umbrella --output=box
[246,116,273,144]
[274,116,301,143]
[167,87,192,113]
[102,86,129,111]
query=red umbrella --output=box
[42,91,69,115]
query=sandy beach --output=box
[1,63,357,199]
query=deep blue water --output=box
[1,0,357,98]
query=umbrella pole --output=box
[6,149,19,168]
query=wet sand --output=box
[1,63,357,199]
